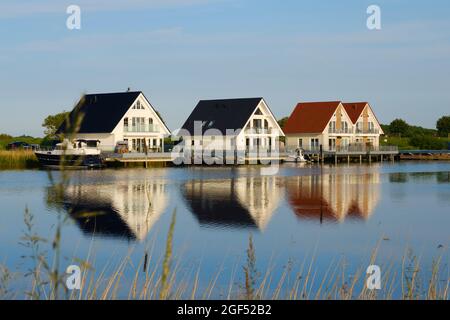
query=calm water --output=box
[0,162,449,298]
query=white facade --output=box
[185,99,284,153]
[75,93,170,153]
[286,103,383,152]
[64,176,169,241]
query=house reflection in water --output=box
[182,177,283,231]
[60,180,169,241]
[286,173,380,223]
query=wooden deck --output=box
[302,146,399,164]
[103,146,400,166]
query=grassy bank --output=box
[0,150,39,170]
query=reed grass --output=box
[6,205,448,301]
[0,150,39,170]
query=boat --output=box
[35,139,103,169]
[284,148,308,163]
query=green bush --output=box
[408,135,448,150]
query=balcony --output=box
[245,127,272,135]
[328,128,353,134]
[355,128,380,135]
[124,124,160,133]
[300,145,399,154]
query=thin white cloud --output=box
[0,0,223,19]
[15,27,184,53]
[8,19,450,62]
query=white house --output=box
[182,176,283,231]
[58,91,171,152]
[63,177,168,241]
[179,98,284,159]
[284,101,384,151]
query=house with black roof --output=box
[179,98,284,157]
[58,91,171,152]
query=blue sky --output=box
[1,0,449,136]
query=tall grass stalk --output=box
[12,214,450,300]
[159,210,176,300]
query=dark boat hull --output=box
[35,152,103,169]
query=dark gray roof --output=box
[57,91,142,134]
[180,98,263,135]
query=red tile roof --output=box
[283,101,341,134]
[342,102,368,124]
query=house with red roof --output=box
[284,101,383,151]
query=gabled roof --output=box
[342,102,384,134]
[57,91,170,134]
[342,102,368,124]
[180,98,263,135]
[58,91,141,134]
[283,101,342,134]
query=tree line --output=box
[382,116,450,150]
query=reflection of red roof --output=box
[342,102,368,124]
[286,179,373,222]
[284,101,341,134]
[288,196,337,221]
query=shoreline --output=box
[1,149,450,170]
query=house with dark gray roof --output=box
[179,98,284,154]
[58,91,171,152]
